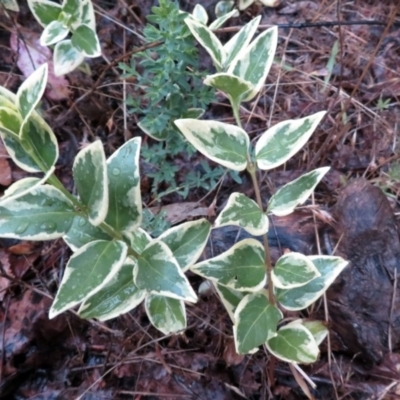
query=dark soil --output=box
[1,1,400,399]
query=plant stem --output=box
[231,101,276,305]
[247,163,276,306]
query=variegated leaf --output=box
[289,319,328,346]
[214,282,247,322]
[158,219,211,271]
[16,63,48,123]
[175,119,249,171]
[192,4,208,25]
[266,323,319,364]
[62,0,82,26]
[268,167,330,216]
[191,238,266,291]
[73,140,108,226]
[40,20,69,46]
[272,252,320,289]
[71,24,101,57]
[223,15,260,68]
[27,0,62,27]
[49,240,128,318]
[276,255,348,311]
[106,137,141,232]
[123,228,152,255]
[145,294,186,335]
[0,107,22,135]
[255,111,326,170]
[209,9,239,30]
[185,17,225,69]
[0,185,75,240]
[78,258,146,321]
[204,73,254,107]
[134,240,197,302]
[63,216,111,252]
[214,192,268,235]
[2,0,19,12]
[54,40,85,76]
[234,291,282,354]
[0,166,55,203]
[78,0,96,31]
[228,26,277,101]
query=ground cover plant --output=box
[0,0,399,398]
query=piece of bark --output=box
[326,179,400,365]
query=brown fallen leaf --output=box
[149,202,210,225]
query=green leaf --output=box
[73,140,108,226]
[105,137,141,232]
[78,258,146,321]
[185,17,225,69]
[276,255,348,311]
[16,63,48,123]
[214,282,247,322]
[0,166,55,203]
[272,252,320,289]
[54,39,85,76]
[145,294,186,335]
[266,323,319,364]
[123,229,152,255]
[134,240,197,302]
[204,73,254,107]
[0,107,22,135]
[27,0,62,27]
[192,4,208,25]
[175,119,249,171]
[71,24,101,57]
[214,192,268,235]
[0,185,75,240]
[50,240,128,318]
[191,238,266,291]
[158,219,211,271]
[228,26,277,101]
[40,20,70,46]
[234,291,282,354]
[255,111,326,170]
[63,215,111,251]
[268,167,330,216]
[209,8,239,30]
[223,15,260,68]
[62,0,82,26]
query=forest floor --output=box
[0,0,400,399]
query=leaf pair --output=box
[0,64,58,174]
[175,111,326,172]
[186,16,277,104]
[28,0,100,75]
[216,255,347,360]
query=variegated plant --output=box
[0,11,348,372]
[171,16,348,364]
[0,63,211,334]
[27,0,101,75]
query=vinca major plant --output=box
[0,6,347,367]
